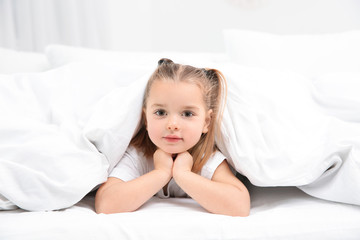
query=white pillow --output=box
[45,44,160,68]
[45,44,228,69]
[0,47,50,74]
[223,29,360,77]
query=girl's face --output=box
[145,80,212,154]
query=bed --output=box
[1,30,360,239]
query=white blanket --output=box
[0,63,151,210]
[0,62,359,210]
[218,64,360,205]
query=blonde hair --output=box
[131,58,227,173]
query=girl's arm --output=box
[95,149,173,214]
[172,152,250,217]
[95,170,170,214]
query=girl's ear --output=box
[202,109,213,133]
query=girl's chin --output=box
[157,146,185,155]
[161,149,181,154]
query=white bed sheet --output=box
[1,185,359,240]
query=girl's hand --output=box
[153,148,174,179]
[173,151,193,176]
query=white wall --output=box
[1,0,360,52]
[104,0,360,52]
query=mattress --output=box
[1,184,360,240]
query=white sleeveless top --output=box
[109,146,226,198]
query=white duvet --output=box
[0,61,359,211]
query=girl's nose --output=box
[167,116,179,131]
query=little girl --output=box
[95,59,250,216]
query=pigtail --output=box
[158,58,174,66]
[190,68,227,173]
[206,69,227,142]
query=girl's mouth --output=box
[164,136,182,142]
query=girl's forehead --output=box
[150,79,202,92]
[147,80,206,108]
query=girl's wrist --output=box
[172,167,192,182]
[153,168,172,182]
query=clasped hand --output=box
[153,148,193,180]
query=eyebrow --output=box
[183,105,201,111]
[150,104,166,109]
[150,103,200,111]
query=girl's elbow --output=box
[232,192,251,217]
[95,201,122,214]
[95,198,110,214]
[95,207,107,214]
[95,193,117,214]
[215,204,250,217]
[228,204,250,217]
[95,195,137,214]
[234,206,250,217]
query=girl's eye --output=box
[154,109,166,116]
[182,111,194,117]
